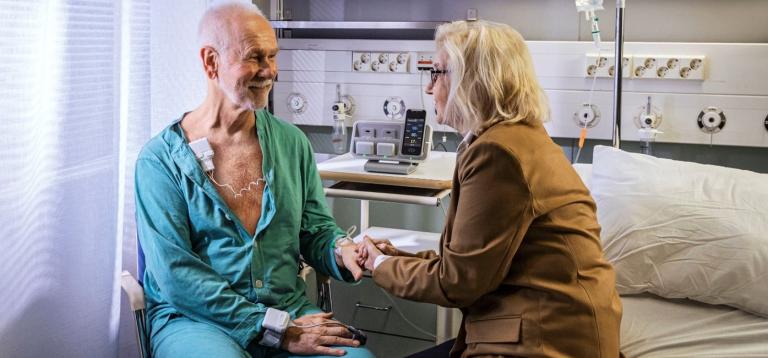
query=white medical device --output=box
[350,109,432,175]
[257,307,291,348]
[188,137,215,172]
[262,307,291,333]
[259,307,368,347]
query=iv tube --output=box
[573,0,604,163]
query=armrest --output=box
[121,271,146,311]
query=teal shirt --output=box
[134,110,352,349]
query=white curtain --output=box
[0,0,150,357]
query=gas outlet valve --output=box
[383,97,406,120]
[573,103,601,129]
[635,96,662,130]
[286,93,307,114]
[697,107,726,134]
[764,114,768,132]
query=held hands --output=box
[356,236,393,271]
[336,235,397,277]
[367,236,399,256]
[281,312,360,356]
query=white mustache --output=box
[248,80,272,88]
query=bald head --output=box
[198,1,267,53]
[196,1,277,111]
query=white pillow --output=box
[572,163,593,190]
[590,145,768,318]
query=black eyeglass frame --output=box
[429,69,449,84]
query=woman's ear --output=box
[200,46,219,80]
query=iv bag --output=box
[575,0,603,13]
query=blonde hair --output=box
[436,20,549,135]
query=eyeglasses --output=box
[430,69,448,84]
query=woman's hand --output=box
[281,312,360,356]
[356,236,397,270]
[369,236,398,256]
[359,237,384,271]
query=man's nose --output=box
[258,64,276,78]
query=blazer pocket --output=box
[465,316,521,344]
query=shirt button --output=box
[254,280,263,288]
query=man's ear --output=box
[201,46,219,80]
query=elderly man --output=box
[134,2,372,357]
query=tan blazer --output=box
[373,120,622,357]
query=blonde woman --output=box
[359,20,623,357]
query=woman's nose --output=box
[425,81,434,95]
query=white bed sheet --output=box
[621,293,768,357]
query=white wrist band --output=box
[334,236,354,256]
[258,329,283,348]
[259,308,291,348]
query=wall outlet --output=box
[678,56,706,80]
[352,52,411,73]
[655,56,680,79]
[632,56,658,79]
[630,55,706,80]
[585,55,631,78]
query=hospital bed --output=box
[575,146,768,357]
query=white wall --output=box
[150,0,276,135]
[283,0,768,43]
[150,1,209,134]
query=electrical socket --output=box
[653,56,681,79]
[352,52,411,73]
[677,56,706,80]
[632,56,658,79]
[585,55,631,78]
[630,55,706,80]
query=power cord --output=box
[291,321,367,345]
[379,288,437,340]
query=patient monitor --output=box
[350,109,432,175]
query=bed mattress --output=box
[621,293,768,357]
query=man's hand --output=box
[356,236,396,269]
[281,312,360,356]
[359,237,384,271]
[335,243,364,281]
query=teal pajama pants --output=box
[152,313,375,358]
